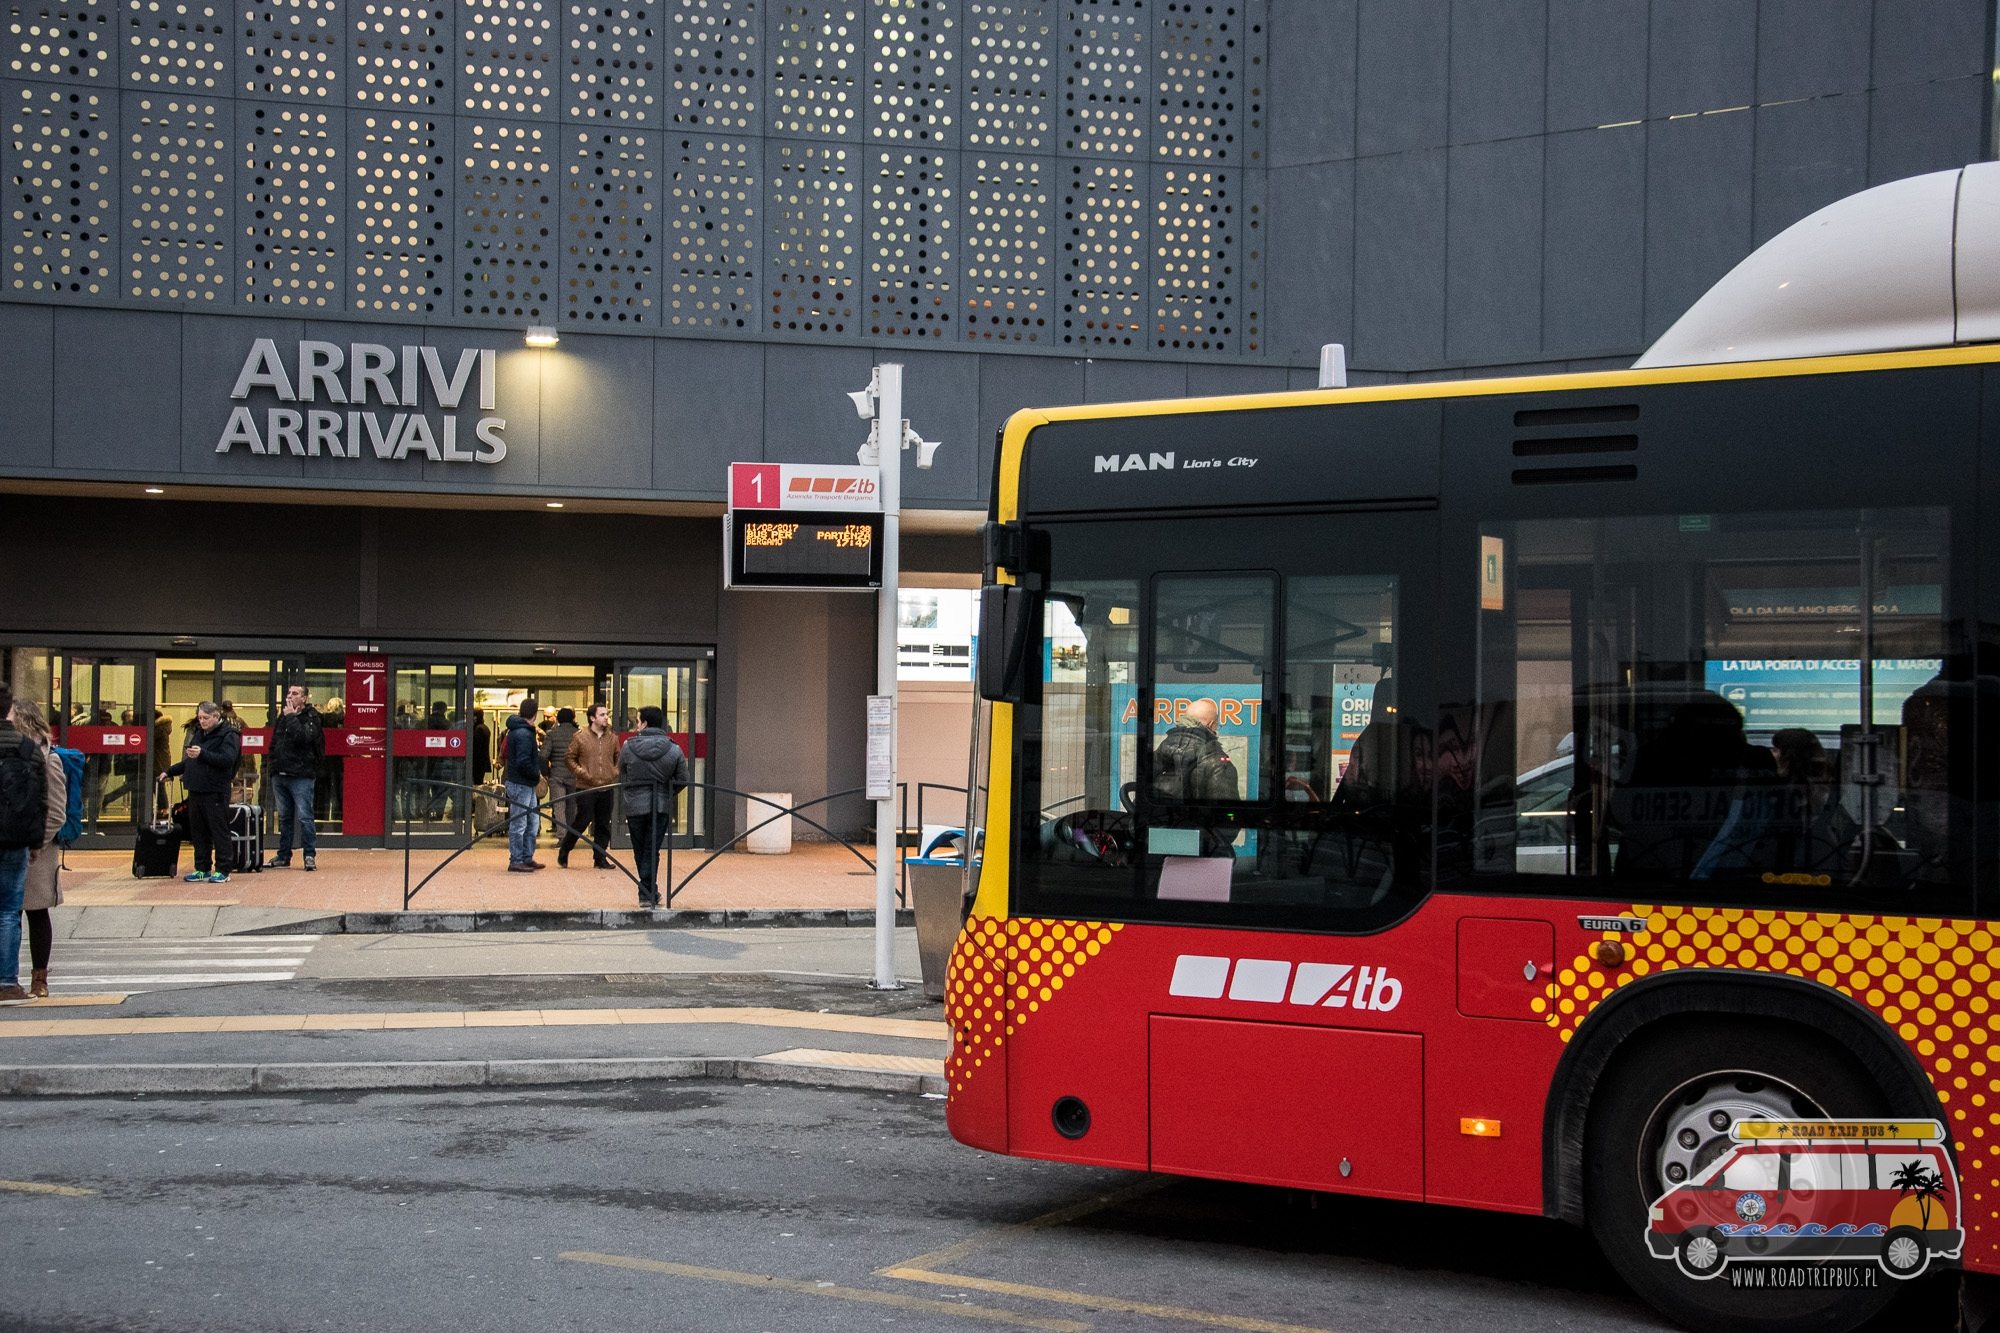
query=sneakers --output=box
[208,872,230,884]
[0,985,31,1006]
[303,855,316,872]
[183,871,210,882]
[262,857,292,870]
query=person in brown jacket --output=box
[562,703,622,870]
[12,700,65,998]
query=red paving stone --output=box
[57,839,894,913]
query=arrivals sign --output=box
[215,339,510,464]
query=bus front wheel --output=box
[1582,1019,1901,1333]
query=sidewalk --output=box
[54,839,892,914]
[0,929,946,1098]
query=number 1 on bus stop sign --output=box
[730,463,780,510]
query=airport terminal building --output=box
[0,0,1988,849]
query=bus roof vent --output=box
[1635,162,2000,369]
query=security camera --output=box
[847,387,876,419]
[913,435,942,470]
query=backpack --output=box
[53,745,85,847]
[0,735,48,851]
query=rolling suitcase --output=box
[228,802,263,873]
[133,796,181,878]
[474,783,509,836]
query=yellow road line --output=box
[880,1180,1329,1333]
[883,1269,1329,1333]
[0,1179,97,1197]
[558,1251,1087,1332]
[0,1005,948,1042]
[9,994,127,1008]
[757,1047,945,1076]
[887,1178,1169,1273]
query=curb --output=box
[235,908,918,935]
[0,1056,946,1099]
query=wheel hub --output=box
[1649,1073,1818,1195]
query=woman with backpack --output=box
[10,699,65,999]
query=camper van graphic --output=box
[1645,1120,1962,1281]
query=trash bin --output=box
[745,793,792,854]
[908,843,971,1000]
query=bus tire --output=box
[1582,1018,1901,1333]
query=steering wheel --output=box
[1041,809,1135,868]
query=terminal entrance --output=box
[0,646,711,850]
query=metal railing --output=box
[397,778,882,911]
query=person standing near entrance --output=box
[12,700,67,998]
[539,707,580,863]
[159,701,240,883]
[563,703,620,870]
[618,706,689,909]
[0,687,50,1004]
[501,697,544,873]
[264,684,323,871]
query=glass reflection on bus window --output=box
[1460,508,1962,912]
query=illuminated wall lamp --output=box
[525,325,559,348]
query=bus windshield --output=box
[1012,510,1438,932]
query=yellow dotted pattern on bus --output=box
[1534,907,2000,1247]
[945,916,1123,1100]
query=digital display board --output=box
[726,509,884,590]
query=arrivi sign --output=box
[215,339,510,464]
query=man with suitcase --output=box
[158,701,240,883]
[264,683,323,870]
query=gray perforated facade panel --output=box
[3,0,1270,364]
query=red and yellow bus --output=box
[947,166,2000,1331]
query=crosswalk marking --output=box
[16,936,321,995]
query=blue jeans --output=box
[273,774,317,860]
[0,846,26,987]
[506,782,541,865]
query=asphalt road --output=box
[0,1081,1687,1333]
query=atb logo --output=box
[1645,1120,1962,1282]
[1167,954,1403,1012]
[787,474,877,498]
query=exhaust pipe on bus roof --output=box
[1635,161,2000,369]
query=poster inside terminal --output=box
[1704,658,1943,737]
[214,339,508,463]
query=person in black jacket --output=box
[158,701,241,883]
[501,698,545,872]
[264,684,324,871]
[618,706,690,909]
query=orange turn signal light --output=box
[1460,1117,1502,1138]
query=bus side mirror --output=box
[978,584,1041,705]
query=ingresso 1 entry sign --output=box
[724,462,884,591]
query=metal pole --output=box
[872,362,904,990]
